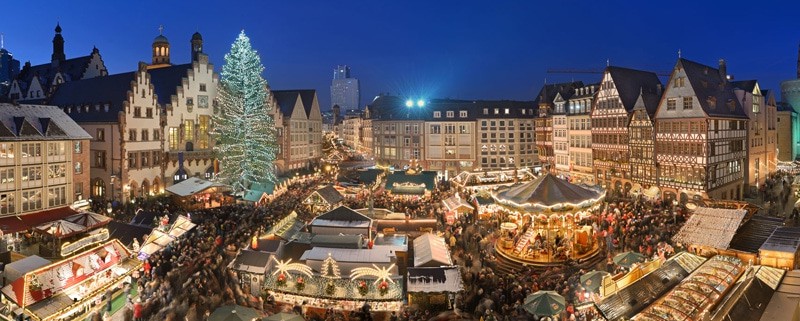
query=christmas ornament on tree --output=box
[212,30,278,193]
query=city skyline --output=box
[2,1,800,111]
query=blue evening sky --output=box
[2,0,799,110]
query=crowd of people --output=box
[107,177,323,321]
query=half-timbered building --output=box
[654,58,747,202]
[535,82,581,172]
[730,77,777,195]
[628,86,662,190]
[591,67,662,193]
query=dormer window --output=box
[459,110,467,118]
[494,108,499,114]
[104,104,110,112]
[433,111,441,118]
[446,111,454,118]
[483,108,488,115]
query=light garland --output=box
[271,257,313,278]
[350,264,396,285]
[211,30,278,194]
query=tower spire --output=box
[678,49,682,59]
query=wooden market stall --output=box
[165,177,231,209]
[759,227,800,270]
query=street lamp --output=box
[672,199,679,224]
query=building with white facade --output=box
[270,90,323,175]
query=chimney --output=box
[718,59,727,84]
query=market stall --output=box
[673,207,747,256]
[303,185,345,215]
[441,195,474,224]
[452,168,535,189]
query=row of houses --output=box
[354,57,783,202]
[0,24,323,206]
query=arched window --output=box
[93,179,105,197]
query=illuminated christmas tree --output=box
[321,253,341,279]
[212,31,277,193]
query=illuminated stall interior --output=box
[492,173,604,264]
[0,239,141,321]
[452,168,535,189]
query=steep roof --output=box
[311,206,372,228]
[730,79,758,93]
[0,103,91,140]
[272,90,300,117]
[311,185,344,205]
[147,63,193,105]
[678,58,748,119]
[297,89,317,117]
[16,55,93,94]
[534,81,583,106]
[493,173,602,209]
[607,66,662,113]
[48,71,136,122]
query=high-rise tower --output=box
[330,65,360,110]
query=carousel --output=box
[491,173,604,266]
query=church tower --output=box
[191,32,203,61]
[51,23,66,65]
[151,25,170,66]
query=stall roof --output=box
[107,221,152,247]
[139,229,175,258]
[355,168,383,185]
[0,206,78,233]
[761,270,800,321]
[597,255,701,321]
[407,266,462,293]
[300,247,394,263]
[673,207,747,250]
[712,266,784,321]
[760,227,800,253]
[3,256,51,286]
[165,177,227,197]
[311,206,372,228]
[307,185,344,206]
[442,196,474,212]
[728,215,784,253]
[265,211,304,240]
[413,233,452,267]
[229,250,272,274]
[310,234,362,249]
[63,212,112,229]
[385,171,437,194]
[167,215,196,238]
[34,219,87,238]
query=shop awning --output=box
[138,229,175,259]
[0,206,79,234]
[167,215,196,238]
[166,177,228,197]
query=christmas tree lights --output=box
[212,31,278,193]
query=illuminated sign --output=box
[61,228,110,256]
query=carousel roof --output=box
[64,212,112,229]
[493,174,602,209]
[34,219,87,238]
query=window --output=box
[186,97,194,106]
[459,125,468,134]
[494,108,499,114]
[48,164,65,179]
[96,129,105,141]
[141,129,149,141]
[504,108,510,114]
[93,151,106,168]
[198,116,210,149]
[74,183,83,201]
[21,143,42,158]
[431,125,441,134]
[667,98,677,110]
[483,108,488,115]
[0,168,13,184]
[153,128,161,141]
[200,83,207,92]
[446,111,454,118]
[169,127,179,150]
[683,97,692,110]
[21,189,41,212]
[146,108,153,118]
[47,142,66,156]
[753,95,761,113]
[0,193,14,214]
[134,106,141,118]
[21,166,42,182]
[153,152,161,166]
[459,110,467,118]
[433,111,441,118]
[73,141,82,154]
[48,186,66,207]
[141,151,150,167]
[129,129,137,141]
[674,77,685,87]
[128,152,137,169]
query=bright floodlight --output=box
[416,99,425,107]
[405,100,414,107]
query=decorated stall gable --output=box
[6,239,131,307]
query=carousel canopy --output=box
[493,174,602,210]
[34,220,87,238]
[64,212,112,229]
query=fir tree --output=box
[212,31,277,193]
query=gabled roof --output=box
[229,249,271,274]
[297,89,317,117]
[677,58,748,119]
[730,79,758,93]
[147,63,193,105]
[272,90,300,117]
[48,71,136,123]
[0,103,91,140]
[16,55,93,94]
[413,233,452,267]
[310,185,344,205]
[606,66,662,113]
[313,205,372,224]
[534,81,583,106]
